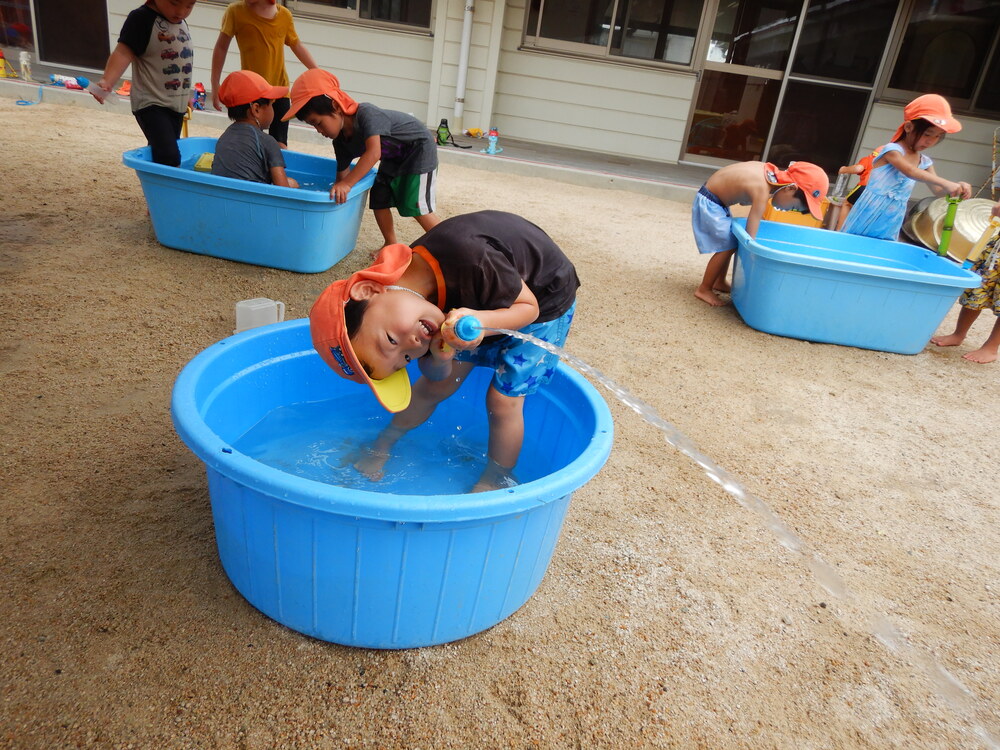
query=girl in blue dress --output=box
[842,94,972,241]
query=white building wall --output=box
[856,102,998,200]
[490,0,697,163]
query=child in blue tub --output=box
[842,95,972,241]
[93,0,198,166]
[931,202,1000,364]
[283,68,442,249]
[309,210,579,492]
[211,70,299,188]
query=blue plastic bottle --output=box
[452,315,482,341]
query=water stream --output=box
[486,326,997,749]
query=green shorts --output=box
[369,169,437,217]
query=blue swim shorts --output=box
[691,185,735,255]
[454,302,576,398]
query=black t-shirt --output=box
[413,211,579,323]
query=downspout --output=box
[452,2,474,133]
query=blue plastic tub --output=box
[171,319,613,648]
[123,137,375,273]
[731,220,982,354]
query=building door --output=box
[683,0,898,173]
[33,0,109,70]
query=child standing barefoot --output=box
[931,203,1000,363]
[842,94,972,241]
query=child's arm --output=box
[744,184,771,238]
[210,32,233,112]
[269,166,299,189]
[881,150,972,199]
[289,41,317,70]
[838,164,864,175]
[331,135,381,203]
[97,43,135,97]
[439,282,541,348]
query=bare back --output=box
[703,160,771,208]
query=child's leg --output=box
[269,98,291,147]
[373,208,397,247]
[351,363,474,479]
[133,105,184,166]
[415,212,441,234]
[963,315,1000,364]
[472,387,525,493]
[695,249,734,306]
[931,306,981,346]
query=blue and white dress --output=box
[842,143,931,241]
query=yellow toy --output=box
[0,50,18,79]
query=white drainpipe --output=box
[453,2,474,133]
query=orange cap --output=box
[765,161,830,220]
[309,244,415,413]
[217,70,287,107]
[891,94,962,142]
[283,69,359,122]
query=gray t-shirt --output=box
[212,122,286,184]
[332,103,438,177]
[118,5,192,114]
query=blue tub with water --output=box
[123,137,375,273]
[171,318,613,648]
[731,220,981,354]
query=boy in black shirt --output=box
[310,211,580,492]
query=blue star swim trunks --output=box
[454,302,576,397]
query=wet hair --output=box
[344,298,373,376]
[227,98,271,121]
[295,94,337,121]
[896,118,940,144]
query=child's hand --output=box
[440,309,484,349]
[951,181,973,200]
[330,180,352,204]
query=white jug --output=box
[235,298,285,334]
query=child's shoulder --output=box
[705,161,768,202]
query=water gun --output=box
[936,197,961,257]
[962,217,1000,269]
[440,315,482,353]
[49,73,82,89]
[75,76,112,102]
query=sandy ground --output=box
[2,97,999,750]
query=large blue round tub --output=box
[171,319,613,648]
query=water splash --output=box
[486,326,998,748]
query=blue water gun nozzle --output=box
[453,315,482,342]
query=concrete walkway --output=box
[1,75,708,203]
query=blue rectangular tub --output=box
[731,220,982,355]
[123,136,375,273]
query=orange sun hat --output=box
[765,161,830,220]
[891,94,962,142]
[217,70,287,108]
[283,69,359,121]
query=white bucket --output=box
[234,298,285,334]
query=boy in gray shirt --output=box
[212,70,299,188]
[284,68,441,248]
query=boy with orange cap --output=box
[211,70,299,188]
[692,160,829,306]
[283,68,441,248]
[842,94,972,241]
[308,210,579,492]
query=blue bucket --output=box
[171,319,613,648]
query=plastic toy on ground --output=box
[481,127,503,155]
[731,218,981,354]
[171,318,613,648]
[0,50,17,79]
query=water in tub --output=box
[181,153,333,193]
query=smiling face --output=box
[349,287,446,380]
[151,0,197,23]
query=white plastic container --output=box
[234,298,285,334]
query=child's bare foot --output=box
[694,288,727,307]
[713,280,732,294]
[471,460,518,493]
[342,444,389,481]
[962,347,997,364]
[930,333,964,347]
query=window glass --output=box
[977,51,1000,114]
[889,0,1000,100]
[768,80,868,175]
[525,0,705,65]
[362,0,431,28]
[791,0,896,84]
[708,0,801,70]
[685,70,779,162]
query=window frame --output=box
[279,0,435,35]
[521,0,713,72]
[878,0,1000,117]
